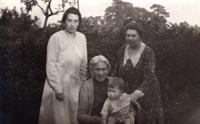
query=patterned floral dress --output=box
[113,44,164,124]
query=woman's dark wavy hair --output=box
[62,7,82,26]
[124,21,143,38]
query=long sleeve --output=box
[79,35,88,82]
[101,99,110,124]
[101,98,110,116]
[78,84,89,115]
[78,84,101,124]
[46,35,62,93]
[137,47,158,94]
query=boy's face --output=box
[107,87,122,100]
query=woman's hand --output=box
[131,90,144,102]
[55,91,64,101]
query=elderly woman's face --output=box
[125,29,141,48]
[93,61,109,81]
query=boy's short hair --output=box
[108,77,125,92]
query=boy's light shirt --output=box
[101,93,131,116]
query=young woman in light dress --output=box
[39,7,87,124]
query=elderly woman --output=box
[113,22,164,124]
[78,55,111,124]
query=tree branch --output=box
[49,10,64,16]
[35,0,45,15]
[48,0,53,15]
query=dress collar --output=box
[123,42,145,67]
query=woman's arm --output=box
[100,99,110,124]
[137,47,158,94]
[79,35,88,82]
[78,83,101,124]
[46,34,62,94]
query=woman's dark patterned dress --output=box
[114,44,164,124]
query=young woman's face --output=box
[64,13,79,33]
[125,29,141,48]
[93,61,109,82]
[107,87,122,100]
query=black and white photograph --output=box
[0,0,200,124]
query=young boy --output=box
[101,77,140,124]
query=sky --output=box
[0,0,200,26]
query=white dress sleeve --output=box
[79,35,88,82]
[46,34,62,93]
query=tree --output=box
[103,0,134,37]
[148,4,169,31]
[150,4,169,18]
[21,0,78,28]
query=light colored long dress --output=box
[39,30,87,124]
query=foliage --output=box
[1,0,200,124]
[0,8,60,124]
[21,0,78,27]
